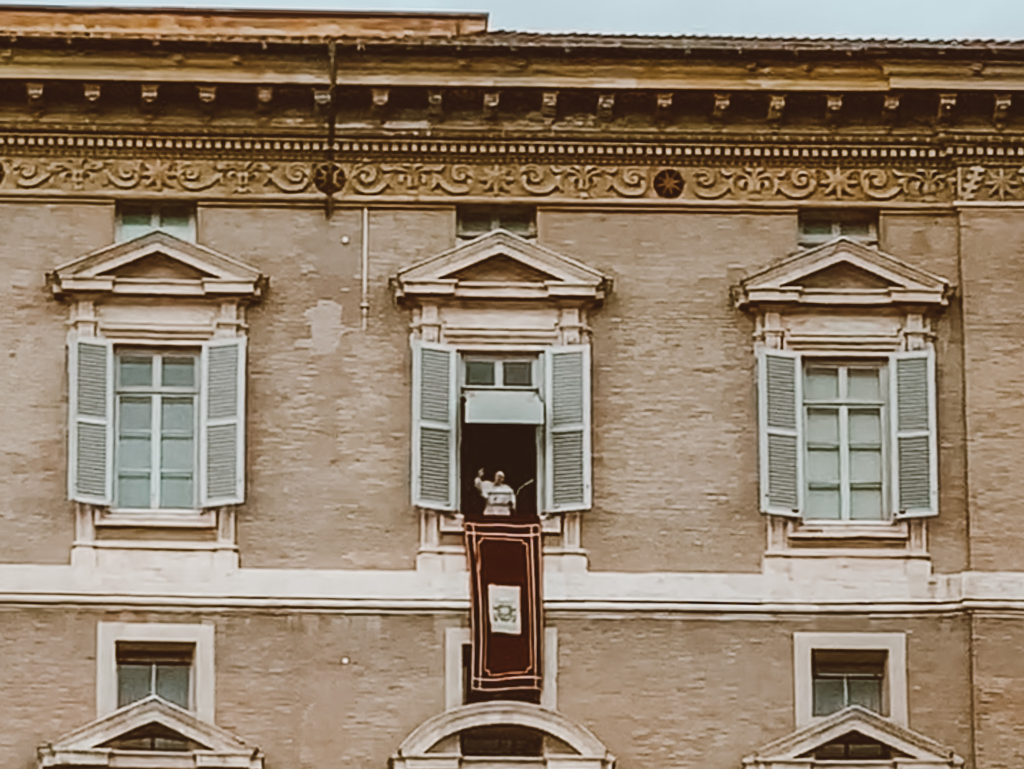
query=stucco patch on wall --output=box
[299,299,347,355]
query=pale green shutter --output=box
[201,338,246,506]
[544,345,592,512]
[758,349,802,516]
[890,349,937,517]
[68,338,113,504]
[412,340,457,510]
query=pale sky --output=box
[4,0,1024,40]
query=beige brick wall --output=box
[973,614,1024,769]
[959,209,1024,571]
[541,209,797,573]
[880,212,966,574]
[0,201,113,565]
[200,204,454,569]
[0,608,975,769]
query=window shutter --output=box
[890,349,937,518]
[200,338,246,507]
[68,338,113,504]
[758,349,802,516]
[544,345,592,513]
[411,340,457,510]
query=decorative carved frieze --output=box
[0,132,1020,202]
[0,155,975,202]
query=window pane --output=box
[850,488,884,520]
[162,357,195,388]
[117,664,153,707]
[161,437,194,471]
[457,208,493,236]
[155,664,190,709]
[806,409,839,443]
[805,489,841,519]
[801,220,833,237]
[160,475,194,509]
[848,676,883,712]
[465,361,496,386]
[850,449,882,483]
[813,677,845,716]
[118,436,151,471]
[162,398,195,433]
[807,449,840,484]
[119,206,154,241]
[804,368,838,400]
[119,397,152,433]
[840,220,872,238]
[118,475,151,508]
[502,361,532,386]
[849,410,881,444]
[848,368,881,400]
[119,356,153,387]
[158,207,192,235]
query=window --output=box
[70,339,245,512]
[798,210,877,247]
[793,632,907,727]
[116,642,194,710]
[97,622,215,720]
[457,205,536,239]
[117,202,195,241]
[759,350,935,521]
[811,650,885,716]
[115,351,198,510]
[803,361,886,521]
[412,343,590,516]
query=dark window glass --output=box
[465,360,496,386]
[502,361,532,386]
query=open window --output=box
[395,231,609,567]
[413,342,591,518]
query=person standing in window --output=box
[475,468,516,517]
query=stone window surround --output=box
[736,237,951,555]
[445,626,558,710]
[96,620,215,721]
[50,231,263,556]
[793,631,907,728]
[395,230,610,573]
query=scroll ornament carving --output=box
[0,155,1007,202]
[958,164,1024,201]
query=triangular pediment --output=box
[735,237,951,309]
[394,229,610,303]
[50,230,265,299]
[743,706,963,766]
[38,696,263,768]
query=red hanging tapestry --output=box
[464,520,543,694]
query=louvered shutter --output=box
[411,340,457,510]
[890,349,937,518]
[544,345,592,512]
[200,338,246,506]
[758,349,802,516]
[68,338,113,504]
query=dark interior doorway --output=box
[460,422,538,521]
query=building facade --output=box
[0,6,1023,767]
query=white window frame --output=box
[793,632,907,728]
[96,621,215,720]
[801,357,889,523]
[116,201,196,242]
[456,204,537,240]
[797,210,878,248]
[445,626,557,710]
[113,349,200,512]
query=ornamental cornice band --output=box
[0,155,1022,202]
